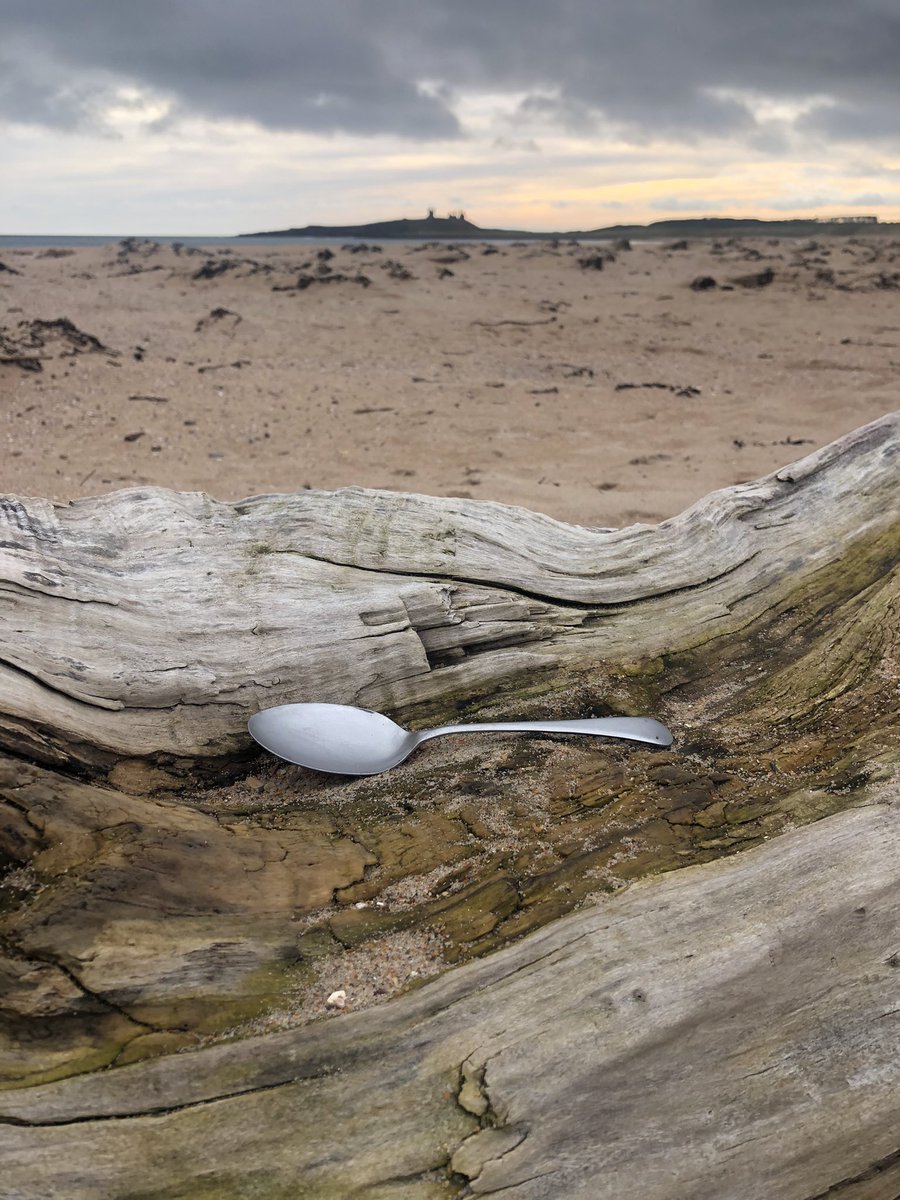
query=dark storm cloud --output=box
[0,1,460,137]
[2,0,900,143]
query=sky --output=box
[3,0,900,235]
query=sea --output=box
[0,234,356,249]
[0,233,611,250]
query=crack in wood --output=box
[800,1144,900,1199]
[0,653,124,711]
[0,1072,326,1128]
[5,942,162,1034]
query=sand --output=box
[2,234,898,526]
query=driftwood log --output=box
[1,413,898,1197]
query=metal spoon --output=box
[248,702,673,776]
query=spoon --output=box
[248,702,673,776]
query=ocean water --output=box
[0,234,344,249]
[0,233,610,250]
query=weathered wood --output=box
[0,414,898,1196]
[0,413,896,773]
[2,801,899,1199]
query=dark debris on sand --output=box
[272,271,371,292]
[192,256,274,281]
[616,381,701,397]
[193,259,242,281]
[0,317,116,371]
[729,266,776,288]
[382,260,415,280]
[194,307,243,333]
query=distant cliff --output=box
[241,214,537,240]
[568,216,890,240]
[240,214,895,241]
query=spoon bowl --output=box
[248,703,673,776]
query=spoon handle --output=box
[418,716,673,748]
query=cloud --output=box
[0,51,122,134]
[0,2,460,138]
[848,160,900,179]
[767,190,900,211]
[649,195,728,213]
[848,192,892,206]
[798,99,900,142]
[1,0,899,147]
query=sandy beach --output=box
[2,234,898,525]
